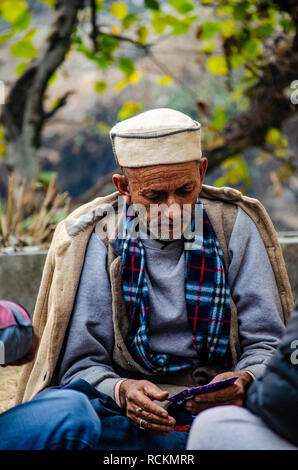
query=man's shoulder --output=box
[201,184,261,207]
[200,184,271,237]
[65,191,120,221]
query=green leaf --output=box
[50,97,62,110]
[165,15,195,35]
[11,36,37,59]
[230,87,243,102]
[96,54,114,69]
[266,128,281,145]
[0,31,13,45]
[96,121,110,134]
[230,53,246,68]
[94,80,107,93]
[15,61,28,76]
[280,18,293,33]
[11,10,31,32]
[152,12,168,34]
[118,57,135,76]
[157,75,173,85]
[0,0,27,23]
[232,1,249,21]
[99,34,119,53]
[122,14,139,29]
[255,23,274,39]
[212,107,226,131]
[220,19,235,38]
[38,171,57,186]
[110,2,128,19]
[47,71,58,87]
[199,41,215,53]
[169,0,194,15]
[137,25,148,45]
[206,56,228,75]
[199,21,221,40]
[243,37,262,60]
[118,102,143,120]
[95,0,104,11]
[144,0,160,11]
[217,155,251,188]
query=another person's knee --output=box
[187,406,240,450]
[36,388,101,449]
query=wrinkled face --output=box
[113,158,208,239]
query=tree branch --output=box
[44,91,75,120]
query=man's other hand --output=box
[185,371,253,414]
[119,379,176,435]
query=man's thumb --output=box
[144,384,169,400]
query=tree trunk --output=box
[2,0,85,180]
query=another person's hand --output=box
[119,379,176,435]
[3,327,39,367]
[185,371,253,415]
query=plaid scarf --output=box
[121,197,231,373]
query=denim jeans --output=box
[0,379,187,450]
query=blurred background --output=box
[0,0,297,238]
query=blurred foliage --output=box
[0,0,297,193]
[214,155,252,191]
[0,173,71,249]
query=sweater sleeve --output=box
[228,207,286,378]
[58,232,121,400]
[246,306,298,446]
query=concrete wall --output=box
[0,250,47,316]
[0,236,297,318]
[278,234,298,306]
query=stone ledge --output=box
[0,234,297,316]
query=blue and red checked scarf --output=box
[121,197,231,373]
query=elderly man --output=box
[16,108,293,450]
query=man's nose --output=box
[163,198,181,220]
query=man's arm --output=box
[58,232,123,398]
[185,206,285,414]
[228,206,285,377]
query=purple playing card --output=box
[168,376,238,405]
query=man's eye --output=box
[178,188,192,194]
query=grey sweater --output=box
[58,207,285,400]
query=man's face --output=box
[113,158,208,239]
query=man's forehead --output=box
[126,161,199,181]
[139,177,197,192]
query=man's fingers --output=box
[130,406,176,426]
[132,391,169,419]
[144,383,169,400]
[193,385,239,403]
[127,410,175,434]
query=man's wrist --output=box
[243,370,256,382]
[115,379,127,408]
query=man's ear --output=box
[112,174,132,204]
[199,157,208,182]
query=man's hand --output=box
[185,371,253,415]
[119,379,176,435]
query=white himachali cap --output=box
[109,108,202,168]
